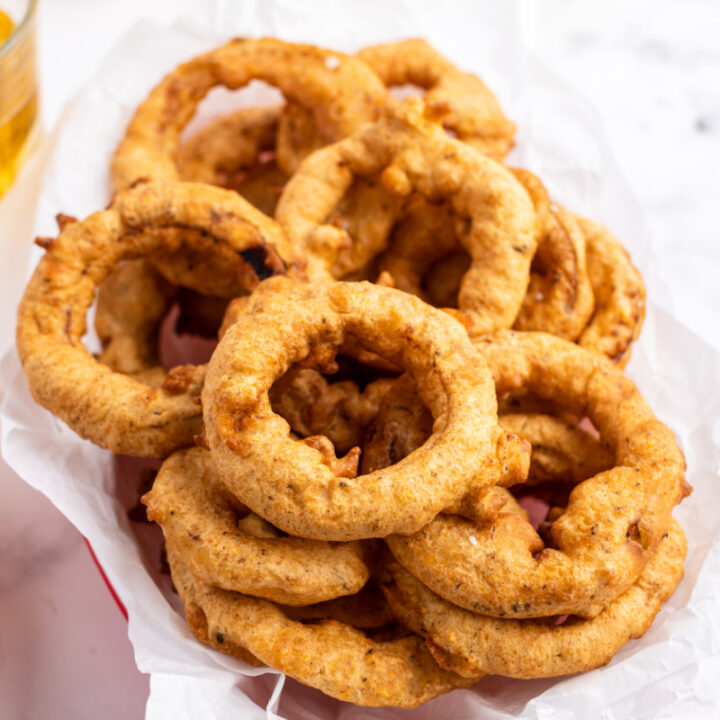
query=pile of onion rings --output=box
[15,36,685,709]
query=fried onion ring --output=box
[509,169,594,340]
[144,447,371,605]
[385,331,689,618]
[112,39,386,296]
[358,38,515,160]
[112,38,386,190]
[383,520,686,679]
[362,375,611,487]
[167,547,477,706]
[180,104,402,282]
[377,169,594,341]
[202,276,529,540]
[275,98,537,332]
[17,181,295,457]
[576,215,646,366]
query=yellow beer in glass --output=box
[0,0,38,199]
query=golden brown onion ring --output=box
[576,215,646,366]
[17,181,296,457]
[377,168,595,341]
[276,98,537,333]
[144,447,372,605]
[168,547,477,706]
[202,276,529,540]
[112,38,386,190]
[358,38,515,160]
[386,331,689,618]
[383,520,686,679]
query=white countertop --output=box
[0,1,718,718]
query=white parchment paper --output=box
[2,1,719,717]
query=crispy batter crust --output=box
[112,38,386,190]
[377,170,595,342]
[383,520,686,679]
[576,215,646,367]
[276,98,537,332]
[510,170,595,340]
[16,181,295,456]
[144,447,371,605]
[358,38,515,160]
[168,547,476,707]
[111,39,386,296]
[386,331,688,618]
[203,276,528,540]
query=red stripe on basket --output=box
[84,538,128,620]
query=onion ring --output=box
[167,547,477,706]
[175,101,400,279]
[358,38,515,160]
[17,181,295,457]
[576,215,646,366]
[509,169,595,340]
[112,38,386,190]
[385,331,689,618]
[383,519,686,679]
[202,276,529,540]
[362,375,610,487]
[377,168,595,341]
[275,98,537,332]
[112,38,386,296]
[144,447,371,605]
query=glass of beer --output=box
[0,0,38,199]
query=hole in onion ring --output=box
[269,352,400,458]
[178,82,284,144]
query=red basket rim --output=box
[84,537,128,620]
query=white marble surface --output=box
[0,1,718,718]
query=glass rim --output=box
[0,0,38,61]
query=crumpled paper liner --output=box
[2,1,719,717]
